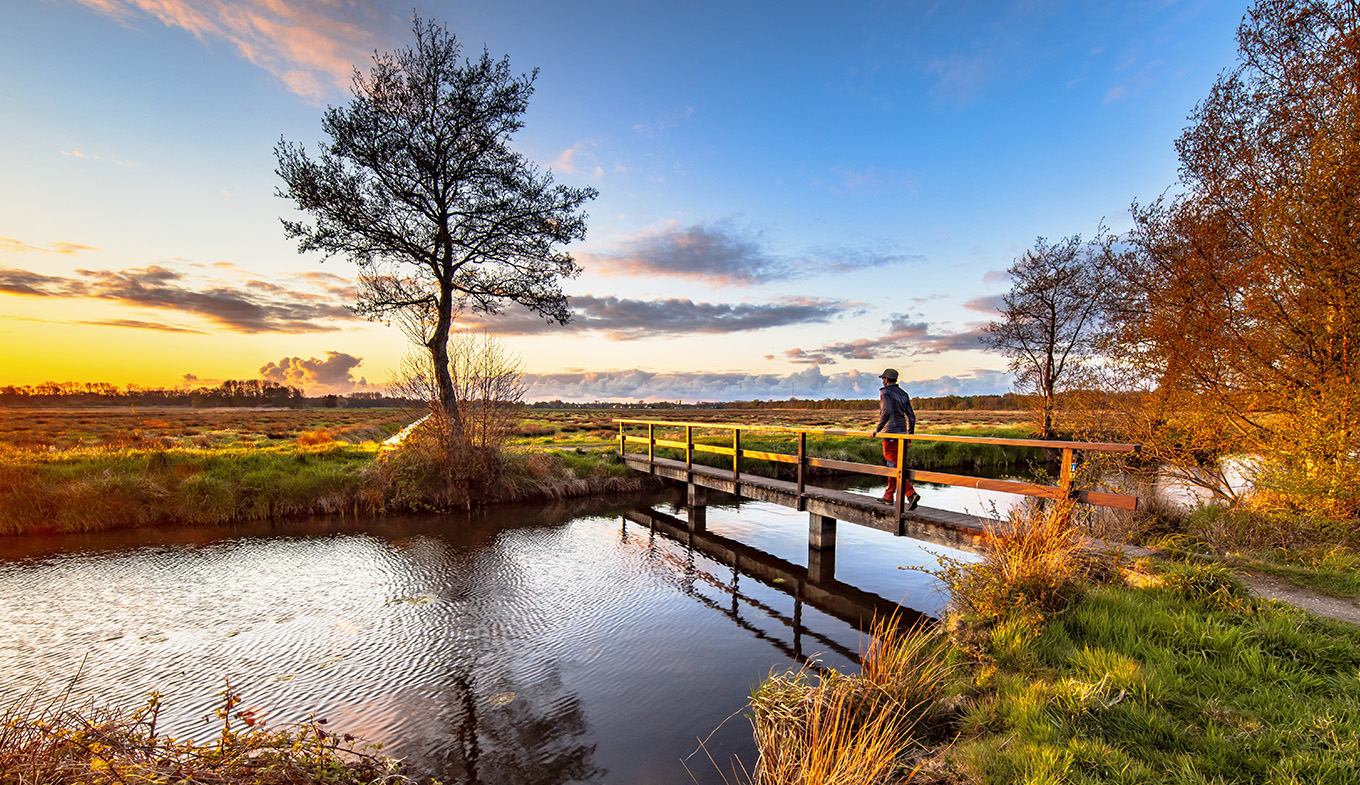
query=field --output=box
[0,407,418,451]
[0,406,1035,453]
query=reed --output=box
[747,617,954,785]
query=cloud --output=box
[77,319,209,334]
[786,314,988,364]
[633,105,694,137]
[928,52,992,105]
[1104,85,1126,103]
[73,0,392,101]
[585,222,786,286]
[825,166,919,196]
[962,295,1005,315]
[982,269,1011,286]
[459,294,849,339]
[552,141,604,177]
[0,237,99,256]
[584,221,917,287]
[259,351,370,393]
[0,264,362,333]
[522,366,1013,402]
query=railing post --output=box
[618,422,624,457]
[796,431,807,511]
[732,427,741,486]
[686,425,694,482]
[648,423,655,468]
[1061,447,1075,498]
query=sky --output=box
[0,0,1249,402]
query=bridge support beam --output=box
[809,513,836,550]
[807,513,836,582]
[687,483,707,531]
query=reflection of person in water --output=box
[870,368,920,510]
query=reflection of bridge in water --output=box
[620,506,929,667]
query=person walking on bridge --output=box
[871,368,920,510]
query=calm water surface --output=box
[0,484,980,784]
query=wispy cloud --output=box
[0,263,361,333]
[633,105,694,137]
[459,294,849,339]
[584,221,917,287]
[259,351,371,393]
[962,295,1005,315]
[60,149,133,167]
[552,140,604,177]
[522,366,1012,402]
[77,319,209,334]
[73,0,393,100]
[928,52,992,105]
[0,237,100,256]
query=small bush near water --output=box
[0,684,412,785]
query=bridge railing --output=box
[615,418,1139,517]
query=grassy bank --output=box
[0,439,651,536]
[748,500,1360,784]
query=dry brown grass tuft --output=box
[0,684,412,785]
[296,429,335,446]
[747,617,954,785]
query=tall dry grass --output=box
[747,617,954,785]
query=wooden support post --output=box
[1061,447,1075,498]
[796,432,807,511]
[648,423,655,467]
[618,423,624,457]
[687,483,707,531]
[808,543,836,583]
[809,513,836,550]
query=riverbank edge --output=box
[0,444,667,537]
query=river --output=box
[0,480,996,784]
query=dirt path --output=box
[1238,571,1360,627]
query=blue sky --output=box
[0,0,1247,401]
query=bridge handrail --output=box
[613,417,1139,513]
[612,418,1137,453]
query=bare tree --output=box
[982,232,1113,439]
[275,17,595,442]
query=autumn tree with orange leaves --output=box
[1104,0,1360,518]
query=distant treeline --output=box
[527,393,1031,411]
[0,380,414,409]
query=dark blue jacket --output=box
[875,384,916,434]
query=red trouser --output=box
[882,439,916,498]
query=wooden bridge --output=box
[615,418,1138,581]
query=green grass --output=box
[955,569,1360,784]
[0,445,375,534]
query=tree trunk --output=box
[428,283,466,444]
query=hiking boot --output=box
[907,493,921,511]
